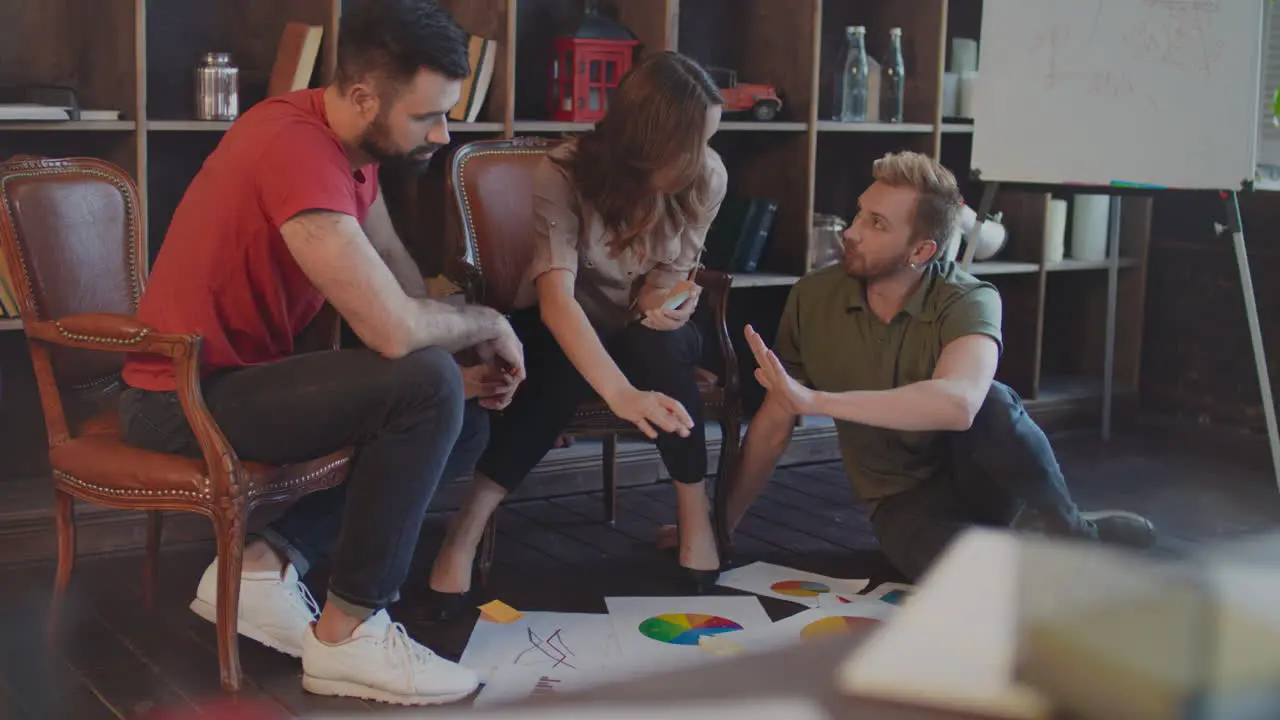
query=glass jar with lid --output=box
[810,213,848,270]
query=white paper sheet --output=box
[460,612,625,685]
[473,660,634,709]
[729,599,898,655]
[604,596,772,675]
[715,561,869,607]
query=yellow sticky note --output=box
[478,600,524,624]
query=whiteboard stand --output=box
[1101,198,1122,441]
[965,0,1280,486]
[1225,191,1280,493]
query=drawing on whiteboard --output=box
[512,627,577,671]
[1124,0,1225,74]
[1031,0,1226,111]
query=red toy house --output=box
[547,3,638,123]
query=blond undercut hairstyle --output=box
[871,151,964,262]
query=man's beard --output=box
[359,115,442,174]
[841,245,913,281]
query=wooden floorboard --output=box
[3,420,1280,716]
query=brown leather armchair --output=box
[0,156,351,693]
[445,137,743,581]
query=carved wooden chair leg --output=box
[714,418,742,559]
[47,489,76,641]
[143,511,163,609]
[602,434,618,525]
[213,510,247,694]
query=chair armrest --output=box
[26,313,197,358]
[692,269,740,402]
[25,313,246,501]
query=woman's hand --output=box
[641,283,702,331]
[461,363,520,410]
[605,386,695,440]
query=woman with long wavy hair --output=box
[428,51,728,605]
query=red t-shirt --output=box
[122,89,379,391]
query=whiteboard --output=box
[970,0,1265,190]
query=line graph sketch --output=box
[463,612,630,708]
[460,611,623,684]
[512,627,578,672]
[1029,0,1226,111]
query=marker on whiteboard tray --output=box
[1110,181,1166,190]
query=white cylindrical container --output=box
[958,70,978,118]
[942,72,959,116]
[951,37,978,73]
[1070,195,1111,262]
[1045,199,1068,263]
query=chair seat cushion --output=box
[48,414,351,505]
[567,366,727,432]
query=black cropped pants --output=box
[476,307,707,491]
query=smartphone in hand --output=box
[660,280,696,311]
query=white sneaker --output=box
[301,610,480,705]
[189,559,319,658]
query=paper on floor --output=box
[604,596,772,676]
[715,561,869,607]
[460,611,625,685]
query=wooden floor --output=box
[1,419,1279,718]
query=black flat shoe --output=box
[677,566,722,595]
[414,587,478,623]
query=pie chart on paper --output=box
[638,613,744,646]
[771,580,831,598]
[800,615,881,641]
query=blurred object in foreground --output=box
[141,697,293,720]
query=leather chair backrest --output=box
[447,137,561,312]
[0,156,146,393]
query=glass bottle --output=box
[883,27,906,123]
[835,26,869,122]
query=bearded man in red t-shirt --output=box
[118,0,523,705]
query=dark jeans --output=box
[476,307,707,491]
[118,347,489,615]
[869,381,1082,582]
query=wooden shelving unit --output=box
[0,0,1153,557]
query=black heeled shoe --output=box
[678,566,722,595]
[414,586,480,623]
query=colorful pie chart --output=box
[771,580,831,597]
[638,613,744,646]
[799,615,881,641]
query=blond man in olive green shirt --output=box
[732,152,1156,581]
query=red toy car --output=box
[708,66,783,121]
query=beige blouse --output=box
[518,139,729,333]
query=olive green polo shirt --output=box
[774,259,1003,509]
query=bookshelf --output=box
[0,0,1152,555]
